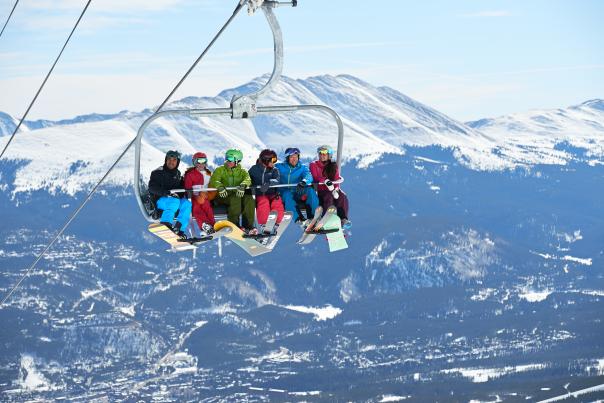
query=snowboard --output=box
[323,213,348,252]
[213,220,272,257]
[148,223,217,252]
[264,211,293,250]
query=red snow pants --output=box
[255,194,285,225]
[192,198,215,228]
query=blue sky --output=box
[0,0,602,121]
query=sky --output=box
[0,0,602,122]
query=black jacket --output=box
[148,163,184,203]
[248,161,280,196]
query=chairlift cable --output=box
[0,0,92,160]
[0,0,19,40]
[0,0,248,307]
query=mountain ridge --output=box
[0,74,602,195]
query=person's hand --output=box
[296,180,306,195]
[236,184,246,197]
[260,182,270,193]
[217,186,228,198]
[169,190,179,198]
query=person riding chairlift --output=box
[248,149,285,230]
[148,150,192,239]
[309,145,351,229]
[208,149,257,235]
[275,147,320,223]
[184,152,215,235]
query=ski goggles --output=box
[226,156,241,163]
[261,156,278,163]
[318,148,333,155]
[194,157,208,165]
[284,147,301,157]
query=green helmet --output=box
[225,148,243,163]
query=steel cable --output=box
[0,0,92,159]
[1,0,248,307]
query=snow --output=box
[537,382,604,402]
[442,363,547,383]
[246,347,311,364]
[118,305,136,317]
[379,395,410,402]
[281,304,342,321]
[534,252,592,266]
[2,75,602,197]
[18,354,53,392]
[519,289,553,303]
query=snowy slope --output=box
[467,99,604,166]
[1,75,603,195]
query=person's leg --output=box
[242,194,256,230]
[192,201,205,229]
[226,193,242,226]
[271,195,285,223]
[304,187,320,218]
[176,199,192,231]
[200,200,215,226]
[335,190,349,219]
[280,189,298,221]
[156,197,179,224]
[318,190,335,209]
[255,195,270,225]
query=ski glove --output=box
[217,186,228,198]
[236,184,246,197]
[296,180,306,195]
[260,182,270,193]
[325,179,333,187]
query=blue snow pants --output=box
[156,196,192,231]
[280,187,319,222]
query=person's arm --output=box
[148,170,168,197]
[209,167,225,188]
[302,164,313,184]
[240,167,252,187]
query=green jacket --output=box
[209,163,252,189]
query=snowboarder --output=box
[184,151,215,235]
[275,147,320,223]
[249,149,285,226]
[309,145,351,229]
[209,149,257,234]
[148,150,192,238]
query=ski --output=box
[263,210,278,234]
[297,206,339,246]
[265,211,293,250]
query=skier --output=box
[275,147,320,223]
[148,150,192,238]
[249,149,285,227]
[309,145,351,229]
[209,149,257,234]
[184,152,215,235]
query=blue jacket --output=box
[275,161,313,186]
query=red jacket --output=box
[310,160,341,192]
[184,167,212,202]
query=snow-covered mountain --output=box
[1,75,603,401]
[2,74,602,196]
[467,99,604,166]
